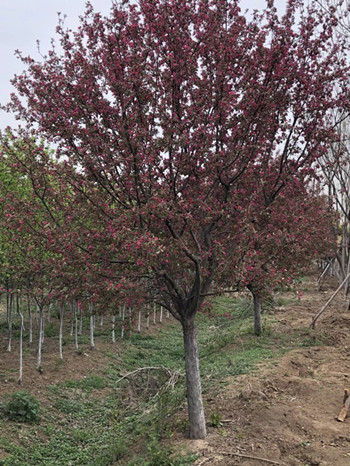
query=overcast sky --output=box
[0,0,286,130]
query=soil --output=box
[1,274,350,465]
[185,275,350,466]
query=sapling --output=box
[17,291,24,384]
[59,304,64,359]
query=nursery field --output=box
[0,273,349,465]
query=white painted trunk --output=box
[89,302,95,349]
[112,314,116,343]
[41,308,45,344]
[27,295,33,344]
[70,302,74,336]
[121,304,125,338]
[146,304,150,329]
[137,310,141,332]
[79,304,83,335]
[7,291,13,352]
[37,306,44,371]
[17,293,24,385]
[74,304,79,352]
[160,306,163,323]
[59,305,64,359]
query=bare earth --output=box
[1,275,350,465]
[186,276,350,466]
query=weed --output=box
[209,411,222,427]
[2,391,41,424]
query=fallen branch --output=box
[196,457,214,466]
[337,388,350,422]
[115,366,182,386]
[218,451,285,465]
[310,271,350,329]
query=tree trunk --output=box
[182,317,207,439]
[89,302,95,349]
[7,291,13,352]
[112,314,116,343]
[78,303,83,335]
[37,305,44,371]
[27,294,33,344]
[146,304,150,329]
[121,304,125,338]
[17,292,24,385]
[59,305,64,359]
[74,304,79,352]
[137,310,141,333]
[247,284,262,336]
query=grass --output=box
[0,292,324,465]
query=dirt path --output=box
[188,276,350,466]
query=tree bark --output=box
[17,292,23,385]
[153,302,156,325]
[7,291,13,352]
[89,302,95,349]
[27,293,33,344]
[247,284,262,336]
[59,305,64,359]
[112,314,116,343]
[37,305,44,371]
[182,317,207,439]
[137,310,141,332]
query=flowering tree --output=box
[4,0,350,438]
[240,174,336,335]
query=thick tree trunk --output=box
[182,317,207,439]
[247,285,262,336]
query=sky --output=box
[0,0,286,130]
